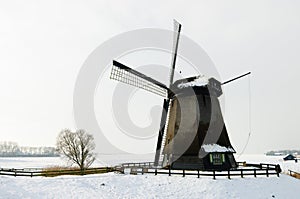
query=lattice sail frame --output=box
[110,61,169,98]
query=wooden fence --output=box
[288,169,300,179]
[0,167,115,177]
[0,161,283,179]
[120,162,156,168]
[118,161,281,179]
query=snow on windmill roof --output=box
[177,75,209,89]
[201,144,235,153]
[175,76,223,97]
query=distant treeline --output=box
[266,150,300,156]
[0,141,59,157]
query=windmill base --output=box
[166,152,237,171]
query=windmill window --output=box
[209,153,225,165]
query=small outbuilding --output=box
[283,154,296,161]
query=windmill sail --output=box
[110,60,169,98]
[169,19,182,87]
[154,99,169,165]
[154,20,182,166]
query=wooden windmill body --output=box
[161,78,237,170]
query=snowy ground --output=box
[236,154,300,173]
[0,154,300,199]
[0,154,154,169]
[1,172,300,199]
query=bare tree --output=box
[0,141,20,156]
[56,129,96,172]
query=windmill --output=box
[110,20,250,171]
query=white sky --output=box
[0,0,299,154]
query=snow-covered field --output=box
[236,154,300,174]
[0,154,299,199]
[0,154,154,169]
[1,173,300,199]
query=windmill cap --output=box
[170,76,223,97]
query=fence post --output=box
[183,170,185,177]
[169,167,171,176]
[254,169,256,178]
[275,164,281,177]
[213,171,216,180]
[241,170,243,178]
[120,167,124,174]
[155,169,157,176]
[228,170,230,179]
[197,170,200,178]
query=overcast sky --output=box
[0,0,299,154]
